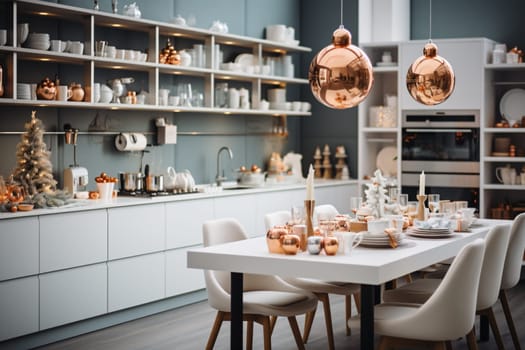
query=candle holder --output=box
[304,200,315,237]
[416,195,427,221]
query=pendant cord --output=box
[340,0,344,27]
[428,0,432,42]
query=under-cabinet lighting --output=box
[37,12,50,16]
[111,66,123,69]
[173,109,181,112]
[224,112,232,115]
[173,33,183,37]
[39,58,51,62]
[110,106,119,110]
[273,49,284,53]
[111,24,123,28]
[224,41,235,45]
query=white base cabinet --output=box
[40,210,107,273]
[165,248,205,297]
[108,253,165,312]
[0,217,39,281]
[39,264,107,330]
[0,181,356,341]
[0,276,39,340]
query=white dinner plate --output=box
[499,88,525,122]
[407,231,453,238]
[376,146,397,177]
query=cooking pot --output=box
[120,172,144,192]
[146,174,164,192]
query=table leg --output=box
[480,314,489,341]
[360,284,378,350]
[231,272,243,349]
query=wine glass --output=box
[428,194,440,214]
[397,194,408,215]
[350,196,362,218]
[291,206,304,225]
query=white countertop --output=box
[0,179,357,219]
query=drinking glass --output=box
[428,194,440,213]
[398,194,408,214]
[350,196,362,218]
[291,206,304,225]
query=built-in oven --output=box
[401,110,480,208]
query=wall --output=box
[0,0,303,186]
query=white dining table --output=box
[187,219,508,350]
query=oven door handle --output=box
[405,129,472,133]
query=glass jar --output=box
[215,82,228,108]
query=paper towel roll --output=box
[115,133,147,151]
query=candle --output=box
[306,164,314,200]
[419,171,425,195]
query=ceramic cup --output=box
[50,39,66,52]
[105,45,116,58]
[56,85,70,101]
[69,41,84,55]
[97,182,115,201]
[0,29,7,46]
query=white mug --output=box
[50,40,66,52]
[343,232,363,255]
[496,166,516,185]
[57,85,71,101]
[69,41,84,55]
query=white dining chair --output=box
[265,209,361,350]
[349,238,486,350]
[202,217,318,350]
[382,224,511,349]
[499,212,525,350]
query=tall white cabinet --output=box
[358,37,522,219]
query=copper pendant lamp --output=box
[308,0,373,109]
[406,0,455,105]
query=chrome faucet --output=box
[216,146,233,186]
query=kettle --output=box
[165,166,177,191]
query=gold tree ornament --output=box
[11,111,58,197]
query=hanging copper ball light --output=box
[406,42,455,105]
[309,26,374,109]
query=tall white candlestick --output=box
[306,164,314,200]
[419,171,425,195]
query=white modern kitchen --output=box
[0,0,524,349]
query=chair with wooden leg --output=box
[265,209,361,350]
[349,238,486,350]
[499,212,525,350]
[202,217,318,350]
[381,224,512,349]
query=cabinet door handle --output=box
[405,129,472,133]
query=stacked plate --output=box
[360,231,404,247]
[17,83,31,99]
[26,33,50,50]
[408,227,452,238]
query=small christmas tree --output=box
[363,169,390,218]
[11,111,57,197]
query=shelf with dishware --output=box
[358,43,400,191]
[0,0,312,117]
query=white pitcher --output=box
[496,165,516,185]
[165,166,177,190]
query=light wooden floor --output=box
[36,278,525,350]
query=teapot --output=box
[123,2,141,18]
[496,164,516,185]
[165,166,177,191]
[68,83,85,102]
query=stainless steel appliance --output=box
[401,110,480,208]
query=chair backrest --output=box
[202,218,248,311]
[202,217,296,311]
[399,238,486,340]
[501,213,525,290]
[476,224,511,310]
[264,210,292,230]
[314,204,339,223]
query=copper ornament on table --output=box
[281,234,301,255]
[266,226,288,254]
[322,236,339,256]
